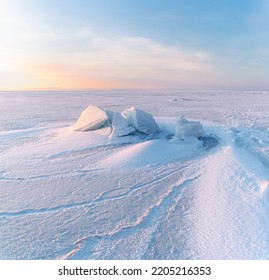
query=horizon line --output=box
[1,88,269,92]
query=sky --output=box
[1,0,269,90]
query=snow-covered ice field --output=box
[1,90,269,260]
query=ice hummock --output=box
[110,112,135,137]
[73,105,109,131]
[175,116,204,140]
[122,107,160,134]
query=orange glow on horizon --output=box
[1,61,165,91]
[0,62,134,91]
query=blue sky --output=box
[1,0,269,90]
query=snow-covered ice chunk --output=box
[73,105,109,131]
[122,107,160,134]
[175,116,204,140]
[111,112,135,137]
[105,109,114,123]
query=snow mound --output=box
[122,107,160,134]
[110,112,135,137]
[175,116,204,140]
[73,105,109,131]
[98,138,202,169]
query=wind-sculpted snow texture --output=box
[1,90,269,259]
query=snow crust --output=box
[73,105,109,131]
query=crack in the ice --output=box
[0,169,101,181]
[60,175,199,259]
[0,164,197,219]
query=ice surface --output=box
[110,112,135,137]
[122,107,160,134]
[175,116,204,140]
[105,109,114,123]
[73,105,109,131]
[2,90,269,260]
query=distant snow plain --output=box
[1,90,269,260]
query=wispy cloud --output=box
[2,0,269,90]
[0,0,218,90]
[23,27,216,89]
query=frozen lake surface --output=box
[1,90,269,259]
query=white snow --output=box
[73,105,109,131]
[98,138,202,169]
[1,90,269,260]
[175,116,204,140]
[122,107,160,134]
[259,181,269,197]
[110,112,135,137]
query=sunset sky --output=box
[1,0,269,90]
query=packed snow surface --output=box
[1,90,269,260]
